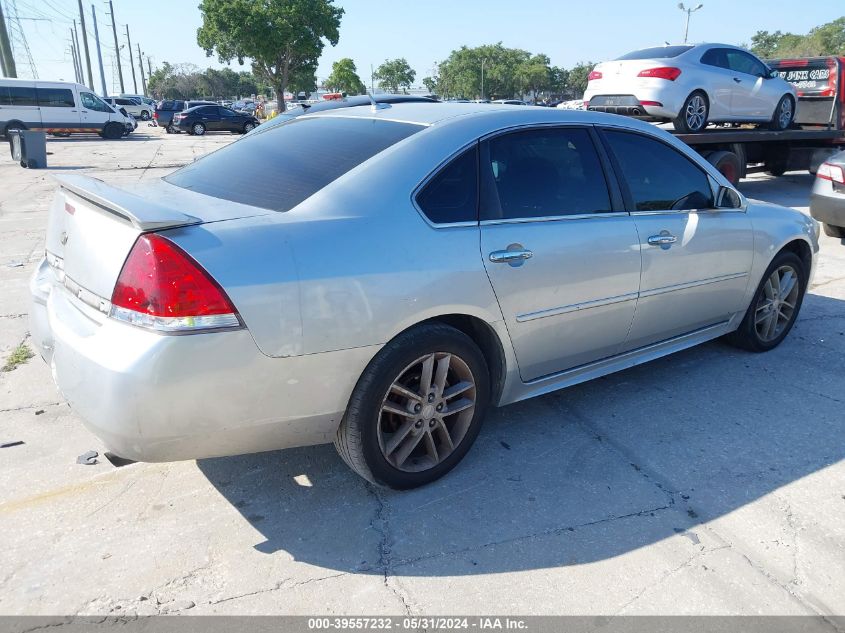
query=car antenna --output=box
[367,92,390,112]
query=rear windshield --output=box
[165,116,423,212]
[616,46,693,60]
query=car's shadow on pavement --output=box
[196,292,845,576]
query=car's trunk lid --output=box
[45,174,270,302]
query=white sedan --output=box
[583,44,797,133]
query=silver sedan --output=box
[30,103,819,489]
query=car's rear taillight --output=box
[153,111,158,119]
[587,70,603,81]
[817,162,845,184]
[110,234,240,333]
[637,67,682,81]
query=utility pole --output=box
[71,22,83,83]
[137,44,146,95]
[77,0,94,88]
[106,1,124,93]
[146,56,152,78]
[125,24,137,93]
[91,5,107,96]
[69,36,79,82]
[0,3,16,77]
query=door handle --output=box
[489,249,533,263]
[647,234,678,247]
[733,77,742,83]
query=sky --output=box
[5,0,843,95]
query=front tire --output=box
[139,110,151,121]
[334,323,490,489]
[769,95,795,131]
[243,121,255,133]
[673,91,709,133]
[102,122,124,139]
[725,251,807,352]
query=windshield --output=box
[165,116,423,212]
[616,45,693,60]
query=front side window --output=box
[80,92,113,112]
[166,116,422,212]
[603,130,713,211]
[416,146,478,224]
[481,127,612,220]
[726,50,766,77]
[37,88,75,107]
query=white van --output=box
[0,78,134,139]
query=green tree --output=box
[197,0,343,111]
[549,66,569,96]
[374,58,416,93]
[422,76,437,94]
[517,53,552,102]
[748,18,845,58]
[326,57,366,94]
[438,44,530,99]
[567,61,595,98]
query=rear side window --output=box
[166,116,422,212]
[616,46,693,60]
[416,146,478,224]
[38,88,75,107]
[481,127,612,220]
[603,130,714,211]
[700,48,728,69]
[5,85,38,106]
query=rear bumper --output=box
[29,258,380,462]
[809,192,845,227]
[584,85,686,119]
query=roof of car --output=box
[304,101,660,130]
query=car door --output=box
[36,86,80,131]
[196,105,221,130]
[218,106,241,131]
[698,48,734,119]
[599,128,754,351]
[78,91,113,131]
[724,49,772,119]
[479,126,642,382]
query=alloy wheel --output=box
[193,124,205,136]
[378,352,477,472]
[754,265,800,342]
[778,98,793,129]
[685,95,707,131]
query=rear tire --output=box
[705,150,742,185]
[724,251,807,352]
[769,94,795,131]
[823,223,845,238]
[3,120,27,138]
[191,123,206,136]
[673,91,709,133]
[334,323,490,489]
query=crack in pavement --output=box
[365,482,414,616]
[208,572,349,607]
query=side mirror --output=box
[717,186,743,209]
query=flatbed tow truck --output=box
[596,56,845,184]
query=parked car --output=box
[154,100,217,133]
[30,104,818,489]
[121,94,156,109]
[106,97,153,121]
[0,78,134,139]
[583,43,798,133]
[810,150,845,237]
[246,93,437,135]
[492,99,528,105]
[173,104,259,135]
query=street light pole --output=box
[678,3,703,44]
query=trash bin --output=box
[8,130,47,169]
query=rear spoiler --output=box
[54,174,202,231]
